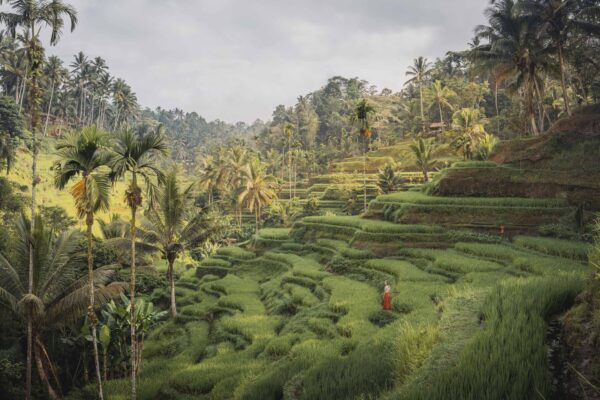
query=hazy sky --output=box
[44,0,488,123]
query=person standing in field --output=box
[383,281,392,310]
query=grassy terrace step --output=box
[215,246,256,261]
[453,242,589,275]
[369,192,574,228]
[293,215,456,248]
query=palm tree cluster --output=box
[196,142,279,233]
[0,40,139,135]
[471,0,600,135]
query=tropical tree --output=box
[472,0,549,135]
[0,95,23,173]
[140,171,209,317]
[0,3,77,398]
[477,132,499,160]
[283,122,295,199]
[525,0,600,116]
[42,55,65,136]
[0,215,123,399]
[111,127,166,400]
[405,56,432,131]
[237,159,278,233]
[350,98,375,212]
[410,138,436,183]
[449,108,488,160]
[54,126,113,399]
[426,80,456,132]
[377,164,403,194]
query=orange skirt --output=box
[383,293,392,310]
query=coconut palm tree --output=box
[450,108,488,160]
[43,55,65,136]
[238,159,278,233]
[283,122,295,199]
[472,0,550,135]
[350,98,375,212]
[524,0,600,116]
[0,3,77,397]
[426,80,456,133]
[140,172,217,317]
[111,127,166,400]
[226,145,249,226]
[54,126,113,400]
[0,215,124,399]
[377,165,402,194]
[410,138,436,183]
[405,56,432,132]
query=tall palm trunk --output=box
[419,82,425,133]
[255,205,260,233]
[363,140,367,213]
[168,257,177,317]
[438,102,444,133]
[86,212,104,400]
[495,80,500,135]
[26,34,41,400]
[33,335,61,400]
[558,44,571,116]
[288,140,292,200]
[129,175,140,400]
[43,79,55,137]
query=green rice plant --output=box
[263,334,297,358]
[323,276,380,339]
[513,235,590,261]
[451,160,498,168]
[264,251,329,279]
[300,338,396,399]
[257,228,291,240]
[400,249,504,274]
[374,191,569,208]
[217,246,256,260]
[454,242,526,261]
[200,257,232,267]
[396,275,584,400]
[364,259,449,282]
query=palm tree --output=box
[225,145,249,226]
[350,98,375,212]
[54,126,113,400]
[450,108,488,160]
[377,165,402,194]
[43,55,65,136]
[426,80,455,133]
[283,122,295,200]
[410,138,435,183]
[140,172,212,317]
[0,2,77,398]
[472,0,549,135]
[197,155,218,205]
[111,127,166,400]
[405,56,432,132]
[524,0,600,116]
[0,215,124,399]
[238,159,277,233]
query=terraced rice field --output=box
[104,212,589,399]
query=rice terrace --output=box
[0,0,599,399]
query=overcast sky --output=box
[44,0,488,123]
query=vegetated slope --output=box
[431,107,600,210]
[97,211,589,400]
